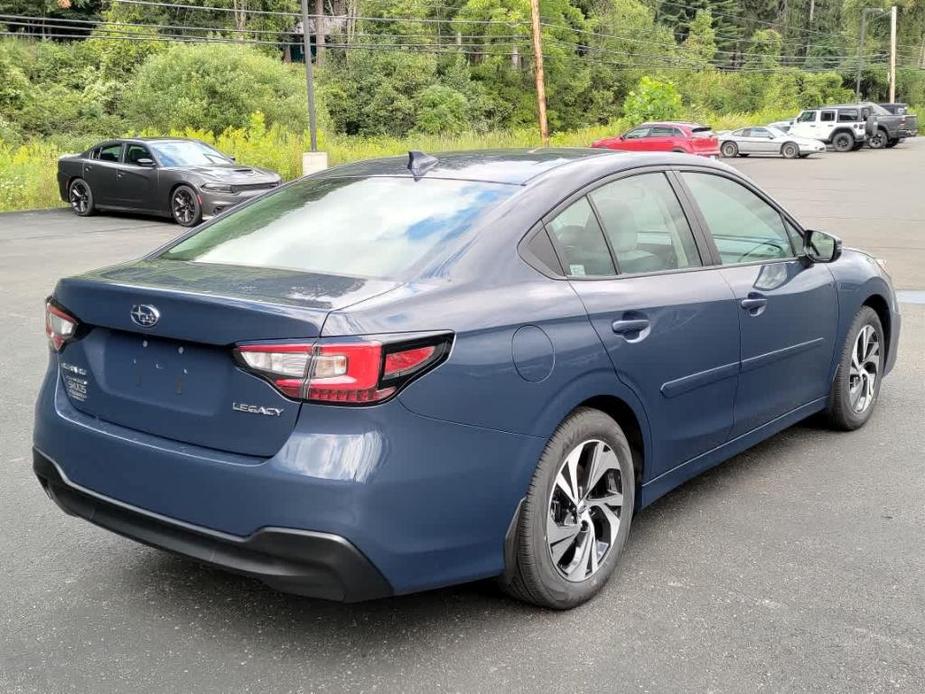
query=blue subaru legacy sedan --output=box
[34,149,900,609]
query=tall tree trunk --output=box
[315,0,325,66]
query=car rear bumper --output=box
[33,363,542,597]
[33,449,392,602]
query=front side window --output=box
[796,111,817,123]
[546,197,615,277]
[681,172,793,265]
[161,177,516,279]
[589,173,701,274]
[624,127,650,139]
[750,127,770,138]
[125,144,152,165]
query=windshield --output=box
[150,141,232,167]
[160,176,517,279]
[868,104,891,116]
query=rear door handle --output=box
[611,319,650,334]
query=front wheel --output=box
[171,185,202,227]
[500,408,635,609]
[781,142,800,159]
[721,141,739,158]
[68,178,95,217]
[824,307,884,431]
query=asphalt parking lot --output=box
[1,143,923,693]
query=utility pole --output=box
[856,8,887,102]
[300,0,318,152]
[889,5,897,102]
[529,0,549,146]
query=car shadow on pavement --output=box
[106,416,853,651]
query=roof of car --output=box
[310,148,734,188]
[310,148,617,185]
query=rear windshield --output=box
[160,176,516,278]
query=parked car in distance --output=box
[35,149,900,610]
[58,138,282,227]
[718,126,826,158]
[879,103,918,138]
[858,102,917,147]
[790,106,873,152]
[591,122,720,157]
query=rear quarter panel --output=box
[57,155,85,201]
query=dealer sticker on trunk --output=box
[61,362,88,402]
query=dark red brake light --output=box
[234,335,451,405]
[45,300,79,352]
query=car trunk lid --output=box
[52,259,399,456]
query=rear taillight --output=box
[45,300,78,352]
[234,335,451,405]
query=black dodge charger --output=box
[57,138,282,226]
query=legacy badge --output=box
[233,402,284,417]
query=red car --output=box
[591,121,720,158]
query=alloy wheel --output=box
[173,189,197,225]
[849,324,880,414]
[69,181,89,214]
[546,439,625,582]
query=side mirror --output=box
[136,157,156,167]
[229,155,237,162]
[803,229,842,263]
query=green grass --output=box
[3,105,916,214]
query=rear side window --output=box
[681,172,794,264]
[838,110,859,122]
[589,173,701,274]
[821,111,836,122]
[94,143,122,162]
[546,197,615,277]
[160,177,516,279]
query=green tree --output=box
[623,75,683,123]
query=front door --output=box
[117,143,159,211]
[678,170,838,436]
[545,172,740,477]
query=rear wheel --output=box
[832,132,854,152]
[885,138,899,148]
[500,408,634,609]
[721,141,739,158]
[171,185,202,227]
[824,307,884,431]
[68,178,95,217]
[781,142,800,159]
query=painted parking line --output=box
[896,290,925,304]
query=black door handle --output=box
[612,318,650,334]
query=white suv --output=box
[790,107,871,152]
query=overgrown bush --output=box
[123,44,315,134]
[623,76,683,124]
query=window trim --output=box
[539,167,713,281]
[671,167,803,268]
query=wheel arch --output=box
[862,292,892,364]
[578,395,646,492]
[780,140,798,153]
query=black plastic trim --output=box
[33,449,393,602]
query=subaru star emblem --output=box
[130,304,160,328]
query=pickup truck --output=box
[879,103,918,139]
[860,102,916,148]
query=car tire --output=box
[68,178,95,217]
[171,185,202,227]
[739,153,750,157]
[885,139,899,148]
[499,407,635,610]
[721,141,739,158]
[781,142,800,159]
[832,132,854,152]
[824,306,885,431]
[868,129,888,149]
[799,154,810,158]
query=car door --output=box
[677,170,838,437]
[646,126,675,152]
[118,143,160,211]
[545,170,740,478]
[82,142,123,207]
[749,127,777,153]
[617,127,650,151]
